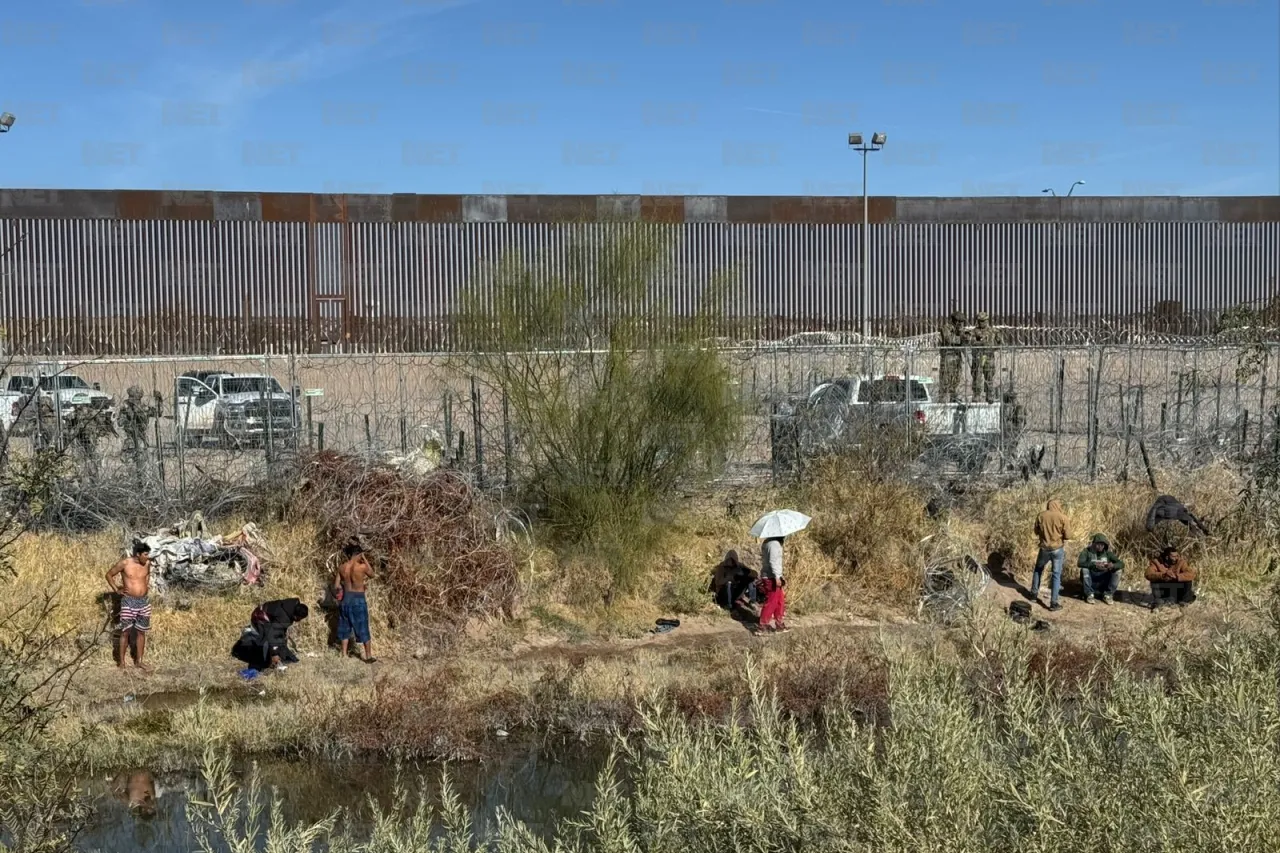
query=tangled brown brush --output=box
[291,451,519,638]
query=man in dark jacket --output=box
[1145,495,1210,536]
[708,550,758,614]
[231,598,309,669]
[1078,533,1125,605]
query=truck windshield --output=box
[221,377,284,395]
[857,379,928,403]
[37,375,91,391]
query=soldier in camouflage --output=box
[120,386,162,459]
[968,312,1000,403]
[65,398,118,469]
[1001,390,1026,454]
[938,311,966,403]
[34,394,59,451]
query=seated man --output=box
[1077,533,1125,605]
[708,550,758,613]
[1145,546,1197,610]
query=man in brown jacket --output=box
[1146,546,1197,610]
[1030,499,1071,611]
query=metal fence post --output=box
[398,356,408,456]
[263,353,274,464]
[471,375,485,490]
[1120,383,1131,482]
[151,362,162,487]
[1086,364,1097,480]
[1053,356,1065,472]
[1257,348,1270,454]
[1191,349,1201,436]
[503,387,513,490]
[443,391,454,464]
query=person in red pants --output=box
[757,536,790,633]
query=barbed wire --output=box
[1,337,1275,527]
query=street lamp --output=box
[1041,180,1085,197]
[0,113,15,133]
[849,131,886,342]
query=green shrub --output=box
[193,612,1280,852]
[456,224,742,592]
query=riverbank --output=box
[22,463,1271,771]
[56,582,1248,773]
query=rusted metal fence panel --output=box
[0,220,1277,355]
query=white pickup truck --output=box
[175,371,300,448]
[770,374,1005,471]
[0,368,115,435]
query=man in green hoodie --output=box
[1077,533,1125,604]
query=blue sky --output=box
[1,0,1277,196]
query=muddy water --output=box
[77,745,609,852]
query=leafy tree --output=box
[456,223,742,591]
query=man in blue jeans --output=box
[1030,499,1071,611]
[1078,533,1125,604]
[334,540,377,663]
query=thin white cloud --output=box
[103,0,479,187]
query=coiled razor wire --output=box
[918,532,991,626]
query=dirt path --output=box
[502,612,890,664]
[69,579,1230,720]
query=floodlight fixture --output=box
[0,112,14,133]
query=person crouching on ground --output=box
[1146,546,1197,610]
[258,598,309,667]
[233,597,310,670]
[106,540,153,670]
[334,541,377,663]
[709,550,758,613]
[1078,533,1125,605]
[1030,498,1071,611]
[757,536,790,633]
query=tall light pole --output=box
[0,112,15,133]
[849,132,886,341]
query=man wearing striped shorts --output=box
[107,541,154,670]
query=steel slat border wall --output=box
[0,219,1277,355]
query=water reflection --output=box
[79,744,607,852]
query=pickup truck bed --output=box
[771,375,1006,471]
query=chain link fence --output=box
[3,340,1276,518]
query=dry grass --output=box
[976,462,1263,593]
[15,455,1277,771]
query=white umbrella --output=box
[750,509,811,539]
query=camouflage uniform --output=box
[65,399,118,464]
[968,312,999,403]
[34,395,59,450]
[120,386,161,458]
[1001,390,1026,453]
[938,311,966,403]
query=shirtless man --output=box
[106,541,153,670]
[112,769,158,817]
[333,541,376,663]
